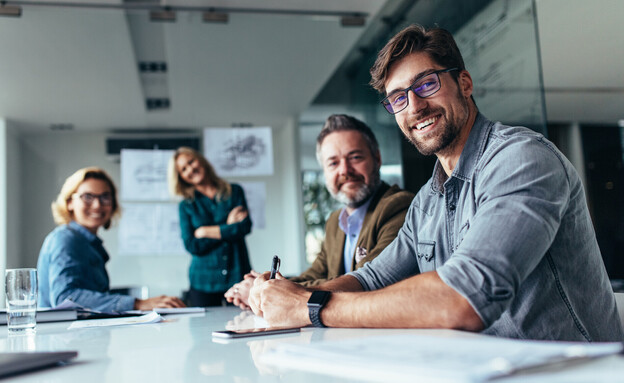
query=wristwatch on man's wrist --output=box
[307,291,331,327]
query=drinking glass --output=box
[5,268,38,333]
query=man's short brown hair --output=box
[370,24,466,94]
[315,114,380,166]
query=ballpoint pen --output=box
[269,255,280,279]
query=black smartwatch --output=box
[307,291,331,327]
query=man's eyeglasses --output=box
[381,68,459,114]
[73,193,113,206]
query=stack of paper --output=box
[124,307,206,315]
[68,311,163,329]
[259,334,623,382]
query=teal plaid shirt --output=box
[179,183,252,293]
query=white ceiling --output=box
[0,0,386,132]
[536,0,624,125]
[1,0,622,132]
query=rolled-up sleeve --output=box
[437,137,570,326]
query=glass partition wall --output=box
[299,0,548,267]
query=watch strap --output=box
[307,291,331,328]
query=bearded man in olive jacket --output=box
[225,114,414,306]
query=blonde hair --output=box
[51,167,120,229]
[168,147,231,201]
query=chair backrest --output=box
[615,292,624,330]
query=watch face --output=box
[308,291,330,306]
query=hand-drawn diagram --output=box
[238,182,266,229]
[121,149,175,201]
[203,127,274,176]
[455,0,545,127]
[118,203,185,256]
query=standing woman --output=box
[169,147,252,307]
[38,167,185,312]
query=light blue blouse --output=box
[37,221,136,313]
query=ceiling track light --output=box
[203,11,228,24]
[0,3,21,17]
[150,8,176,23]
[0,1,367,25]
[341,15,366,27]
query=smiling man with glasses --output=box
[249,25,623,342]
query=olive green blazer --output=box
[291,182,414,287]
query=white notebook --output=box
[260,333,623,383]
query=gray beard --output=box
[331,175,380,209]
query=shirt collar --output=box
[69,220,103,246]
[430,112,492,194]
[338,194,374,235]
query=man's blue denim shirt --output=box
[38,221,135,313]
[351,113,623,341]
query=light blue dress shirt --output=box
[37,221,136,313]
[351,113,623,341]
[338,197,373,273]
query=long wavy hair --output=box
[168,147,231,201]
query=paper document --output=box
[68,312,163,329]
[259,334,623,383]
[124,307,206,315]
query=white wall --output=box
[0,119,6,306]
[15,124,303,297]
[1,119,23,307]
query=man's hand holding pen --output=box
[248,270,312,328]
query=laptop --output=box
[0,351,78,378]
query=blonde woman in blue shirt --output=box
[170,147,252,307]
[38,167,185,312]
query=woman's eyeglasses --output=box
[73,193,113,206]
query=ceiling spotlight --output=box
[340,15,365,27]
[203,11,228,23]
[150,9,176,22]
[0,4,21,17]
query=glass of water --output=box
[5,268,38,333]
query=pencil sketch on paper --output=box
[203,127,274,176]
[217,134,266,171]
[239,182,266,229]
[134,162,167,184]
[120,149,175,201]
[118,203,185,256]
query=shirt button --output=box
[449,204,456,211]
[222,269,228,275]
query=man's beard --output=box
[331,172,380,209]
[407,93,469,156]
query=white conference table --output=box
[1,306,623,382]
